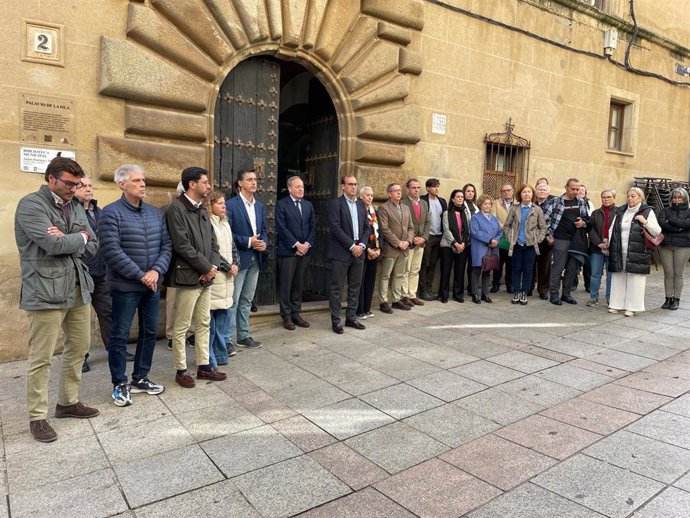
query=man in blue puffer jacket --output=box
[99,164,172,407]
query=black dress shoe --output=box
[345,320,366,330]
[81,359,90,373]
[506,286,513,294]
[332,323,344,334]
[379,302,393,314]
[539,293,549,300]
[292,315,310,328]
[126,352,135,362]
[527,289,534,296]
[392,301,411,311]
[561,295,577,304]
[454,297,465,303]
[550,296,562,305]
[489,285,500,293]
[472,295,481,304]
[440,298,448,304]
[282,319,295,331]
[481,295,493,303]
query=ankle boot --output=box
[662,297,672,309]
[669,297,679,310]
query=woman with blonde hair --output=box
[607,187,661,316]
[356,186,381,319]
[658,187,690,310]
[207,191,239,366]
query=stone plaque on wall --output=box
[20,93,75,148]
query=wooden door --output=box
[214,58,280,305]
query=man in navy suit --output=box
[327,175,370,334]
[225,168,267,349]
[275,176,316,330]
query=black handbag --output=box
[481,248,500,272]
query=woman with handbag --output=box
[439,189,471,303]
[607,187,662,316]
[658,187,690,310]
[356,186,381,319]
[470,194,503,303]
[503,184,547,305]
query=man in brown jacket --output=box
[401,178,431,306]
[377,183,415,313]
[491,182,514,293]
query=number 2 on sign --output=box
[34,33,52,54]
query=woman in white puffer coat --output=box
[207,191,239,368]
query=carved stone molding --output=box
[98,0,425,182]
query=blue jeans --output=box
[511,244,536,293]
[589,252,611,301]
[108,289,160,386]
[209,309,231,368]
[229,256,259,341]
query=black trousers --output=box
[492,247,512,289]
[329,255,364,324]
[419,234,442,294]
[439,247,470,301]
[472,267,491,297]
[357,257,378,315]
[91,275,112,348]
[278,255,308,319]
[549,239,579,296]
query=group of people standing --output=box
[14,156,687,443]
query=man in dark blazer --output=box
[225,168,267,348]
[327,175,370,334]
[419,178,447,300]
[275,176,315,330]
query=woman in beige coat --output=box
[208,191,239,367]
[503,184,547,305]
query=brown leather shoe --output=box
[392,301,412,311]
[197,368,227,381]
[401,297,415,307]
[410,297,425,306]
[176,371,196,388]
[54,402,99,419]
[282,318,295,331]
[30,419,57,442]
[292,315,310,328]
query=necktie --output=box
[295,199,302,219]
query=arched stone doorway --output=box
[214,56,338,305]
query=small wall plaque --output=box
[22,20,65,67]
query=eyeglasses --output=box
[56,177,83,189]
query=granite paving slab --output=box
[337,344,443,381]
[271,415,337,452]
[231,389,298,423]
[456,387,545,425]
[374,458,501,518]
[633,487,690,518]
[450,360,525,386]
[359,383,444,420]
[581,383,672,414]
[345,421,449,474]
[440,434,557,490]
[303,398,394,440]
[625,410,690,449]
[536,337,605,358]
[175,400,264,442]
[643,359,690,380]
[466,482,605,518]
[134,480,261,518]
[0,498,6,518]
[613,371,690,397]
[232,455,351,518]
[674,472,690,491]
[403,403,500,448]
[308,443,389,490]
[532,454,665,518]
[567,359,629,378]
[496,415,602,460]
[584,429,690,483]
[497,375,582,407]
[9,468,127,518]
[446,339,511,359]
[487,350,559,374]
[540,397,639,435]
[407,370,487,402]
[99,414,195,465]
[90,394,172,433]
[585,349,659,372]
[114,444,224,508]
[661,393,690,417]
[268,378,351,413]
[296,487,416,518]
[611,340,680,360]
[535,363,613,391]
[388,342,479,369]
[6,432,108,492]
[201,424,303,478]
[563,329,629,347]
[157,381,234,414]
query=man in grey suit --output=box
[377,183,415,313]
[401,178,431,306]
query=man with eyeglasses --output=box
[491,183,515,293]
[15,156,100,442]
[327,175,370,334]
[587,189,616,306]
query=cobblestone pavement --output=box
[1,269,690,517]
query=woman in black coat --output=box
[658,187,690,310]
[438,189,471,303]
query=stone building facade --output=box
[1,0,689,360]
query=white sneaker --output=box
[624,310,635,317]
[366,312,375,318]
[608,308,620,314]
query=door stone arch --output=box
[97,0,425,192]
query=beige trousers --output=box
[379,255,407,303]
[172,286,211,371]
[402,245,425,298]
[27,289,91,420]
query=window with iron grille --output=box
[483,119,530,199]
